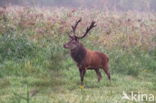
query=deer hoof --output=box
[80,85,84,89]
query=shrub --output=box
[0,33,38,62]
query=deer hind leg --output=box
[79,68,86,85]
[102,64,111,80]
[95,69,102,82]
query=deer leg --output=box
[95,69,102,82]
[102,64,111,80]
[79,68,86,85]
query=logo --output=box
[122,91,155,102]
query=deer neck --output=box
[70,44,87,64]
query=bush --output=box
[110,49,140,76]
[0,34,38,62]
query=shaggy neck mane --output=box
[70,44,86,64]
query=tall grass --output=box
[0,6,155,103]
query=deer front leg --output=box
[79,68,86,85]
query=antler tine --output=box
[77,21,96,39]
[71,18,82,34]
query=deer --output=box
[64,18,111,85]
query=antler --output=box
[76,21,96,39]
[72,18,82,34]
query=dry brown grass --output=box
[0,6,155,51]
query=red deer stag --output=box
[64,18,110,85]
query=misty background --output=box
[0,0,156,11]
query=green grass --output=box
[0,6,156,103]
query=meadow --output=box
[0,6,156,103]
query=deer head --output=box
[64,18,96,50]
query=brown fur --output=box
[70,43,110,85]
[82,49,109,69]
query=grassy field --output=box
[0,6,156,103]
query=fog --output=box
[0,0,156,12]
